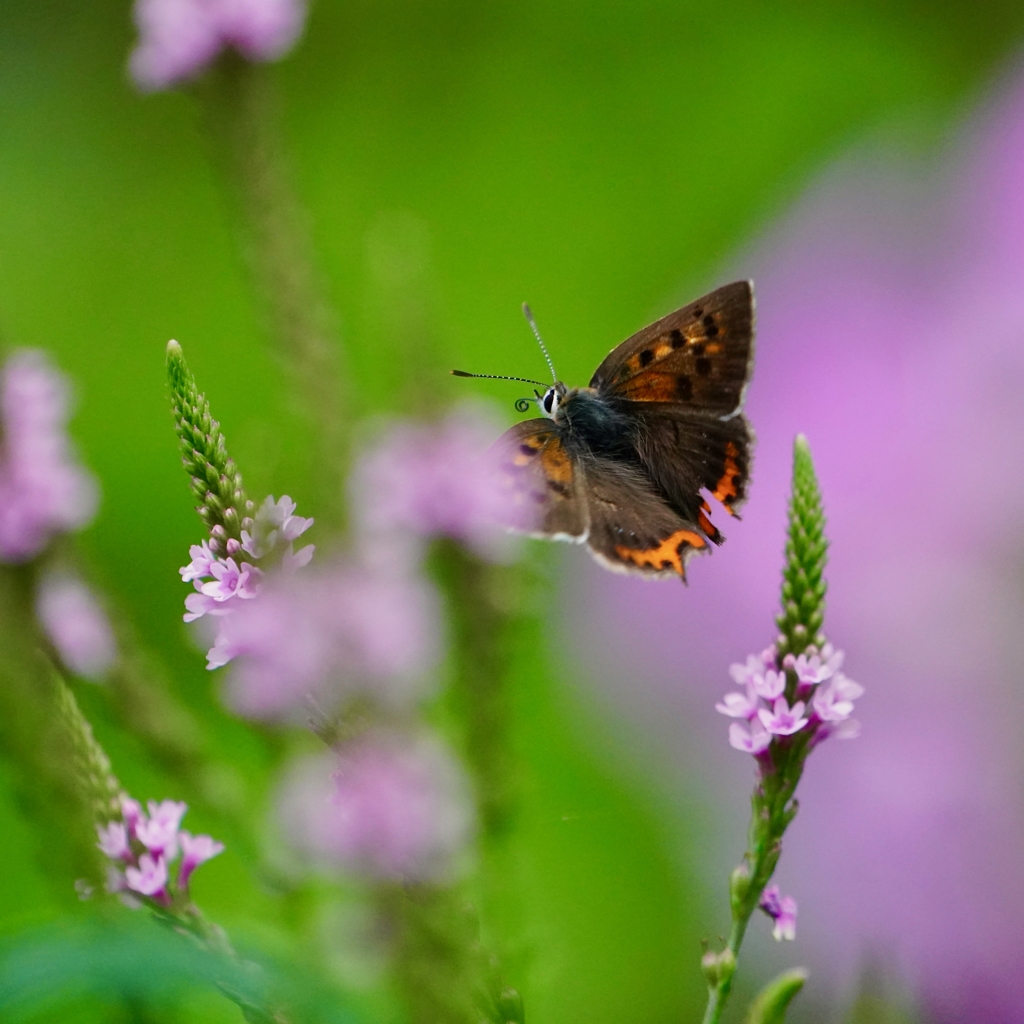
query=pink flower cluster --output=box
[180,494,313,665]
[350,402,516,564]
[217,565,440,719]
[759,884,798,941]
[278,731,474,882]
[97,796,224,906]
[0,350,98,563]
[35,573,117,681]
[717,643,863,757]
[129,0,307,91]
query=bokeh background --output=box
[4,1,1024,1021]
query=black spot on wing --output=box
[695,357,712,377]
[639,349,654,367]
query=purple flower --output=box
[811,682,855,724]
[129,0,307,92]
[135,799,187,859]
[177,830,225,888]
[120,797,143,832]
[35,574,117,681]
[751,668,786,701]
[96,821,131,861]
[218,562,440,719]
[0,350,98,563]
[715,683,759,720]
[125,853,169,901]
[350,402,517,563]
[241,494,313,559]
[728,720,771,755]
[278,732,475,882]
[199,558,262,602]
[758,697,809,737]
[759,885,798,941]
[728,654,766,686]
[180,541,216,583]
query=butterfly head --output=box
[540,382,568,418]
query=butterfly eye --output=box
[542,389,559,416]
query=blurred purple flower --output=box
[218,562,441,719]
[567,67,1024,1022]
[125,854,169,902]
[35,573,117,681]
[241,494,313,559]
[129,0,307,91]
[95,795,222,909]
[96,821,131,861]
[0,350,98,563]
[759,885,797,942]
[178,830,225,888]
[728,720,771,755]
[278,731,475,882]
[351,402,516,564]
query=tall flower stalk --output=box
[701,435,863,1024]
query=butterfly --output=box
[456,281,755,580]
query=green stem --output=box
[701,758,805,1024]
[200,56,349,526]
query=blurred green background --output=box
[2,1,1024,1021]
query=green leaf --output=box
[744,968,808,1024]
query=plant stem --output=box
[701,758,805,1024]
[200,56,349,526]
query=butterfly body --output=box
[493,281,755,580]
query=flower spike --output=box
[166,340,254,552]
[776,434,828,658]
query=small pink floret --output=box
[125,853,169,898]
[729,720,772,755]
[96,821,131,861]
[758,697,809,736]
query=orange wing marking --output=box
[614,528,706,577]
[712,441,741,513]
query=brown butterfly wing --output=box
[491,418,588,540]
[632,408,753,522]
[579,455,710,579]
[589,280,754,414]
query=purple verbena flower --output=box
[278,732,475,882]
[125,853,169,902]
[0,350,98,563]
[199,558,262,602]
[179,541,217,583]
[35,573,117,681]
[96,821,131,861]
[752,668,786,701]
[716,682,759,720]
[728,654,766,687]
[758,697,809,737]
[177,830,225,888]
[241,494,313,559]
[729,720,772,755]
[759,884,798,941]
[135,799,187,859]
[812,682,856,723]
[129,0,307,92]
[350,402,516,563]
[217,562,440,719]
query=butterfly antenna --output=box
[522,303,557,382]
[450,369,549,386]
